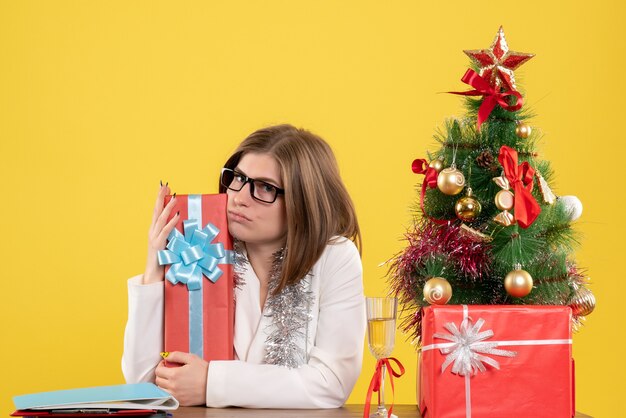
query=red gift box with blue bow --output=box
[158,194,235,362]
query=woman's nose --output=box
[233,182,253,206]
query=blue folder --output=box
[13,383,179,411]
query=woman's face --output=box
[226,152,287,249]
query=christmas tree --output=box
[389,27,595,344]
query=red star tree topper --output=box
[464,26,534,91]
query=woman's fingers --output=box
[155,376,171,391]
[157,210,180,244]
[143,183,174,285]
[155,361,177,391]
[153,193,177,238]
[162,351,194,365]
[155,360,176,379]
[154,354,208,406]
[150,183,170,231]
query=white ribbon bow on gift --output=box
[434,317,517,376]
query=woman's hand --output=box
[142,182,179,285]
[155,352,209,406]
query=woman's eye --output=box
[234,174,246,183]
[262,183,275,193]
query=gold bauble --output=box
[437,166,466,196]
[429,157,445,173]
[570,286,596,317]
[494,189,515,211]
[423,277,452,305]
[515,123,532,139]
[455,188,482,221]
[504,268,533,297]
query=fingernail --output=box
[160,352,169,359]
[173,192,177,199]
[166,182,169,187]
[160,180,163,187]
[176,211,180,216]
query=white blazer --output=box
[122,237,366,408]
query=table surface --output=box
[171,405,592,417]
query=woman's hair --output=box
[219,124,361,294]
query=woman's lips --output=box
[228,210,251,222]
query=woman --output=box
[122,124,366,408]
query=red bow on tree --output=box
[498,145,541,228]
[449,69,523,131]
[411,159,438,186]
[411,159,449,226]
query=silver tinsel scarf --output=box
[232,240,247,290]
[233,242,314,369]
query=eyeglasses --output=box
[220,168,285,204]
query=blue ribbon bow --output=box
[157,219,228,290]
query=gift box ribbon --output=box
[421,305,572,418]
[157,194,233,357]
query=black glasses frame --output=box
[220,168,285,204]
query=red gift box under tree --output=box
[419,305,574,418]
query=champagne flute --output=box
[366,297,398,418]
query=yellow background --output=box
[1,1,624,417]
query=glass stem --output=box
[378,362,387,414]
